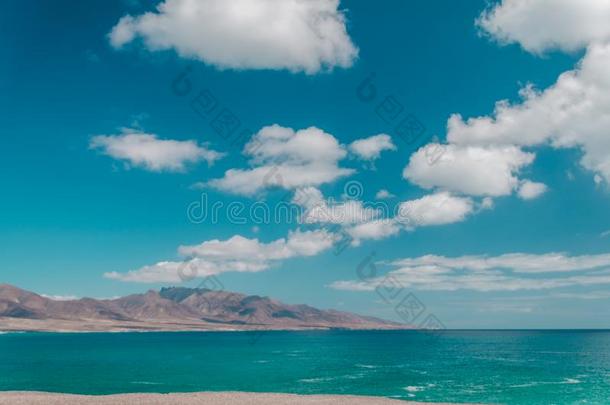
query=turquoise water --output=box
[1,330,609,404]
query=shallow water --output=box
[1,330,609,404]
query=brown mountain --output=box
[0,284,405,332]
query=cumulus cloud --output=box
[517,180,548,200]
[291,186,394,245]
[110,186,478,283]
[299,188,401,245]
[245,124,346,164]
[477,0,610,54]
[208,125,354,195]
[178,229,332,261]
[90,129,223,172]
[396,191,474,227]
[330,252,610,292]
[108,0,358,74]
[403,143,534,196]
[375,189,395,200]
[399,1,610,207]
[443,2,610,187]
[446,43,610,185]
[105,229,334,283]
[390,252,610,273]
[480,197,494,210]
[345,219,401,244]
[293,187,381,225]
[348,133,396,161]
[41,294,79,301]
[290,187,472,245]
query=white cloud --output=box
[90,129,223,172]
[348,134,396,161]
[375,189,395,200]
[448,44,610,185]
[108,0,358,74]
[109,16,136,47]
[41,294,79,301]
[403,144,534,197]
[291,186,395,246]
[391,252,610,273]
[290,188,473,246]
[330,252,610,292]
[209,125,354,195]
[398,1,610,207]
[110,186,477,283]
[345,219,401,244]
[208,164,353,196]
[396,191,473,227]
[452,7,610,187]
[550,290,610,300]
[477,0,610,54]
[292,186,325,209]
[293,187,381,225]
[178,229,332,260]
[477,303,533,314]
[245,124,347,165]
[517,180,548,200]
[480,197,494,210]
[104,229,334,283]
[105,260,214,283]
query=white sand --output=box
[0,391,459,404]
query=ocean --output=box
[1,330,609,404]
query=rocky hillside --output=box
[0,284,405,332]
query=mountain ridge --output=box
[0,284,406,332]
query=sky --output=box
[2,0,610,328]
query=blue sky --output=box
[3,0,610,328]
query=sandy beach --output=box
[0,392,458,404]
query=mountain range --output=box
[0,284,405,332]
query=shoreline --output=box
[0,317,411,334]
[0,327,416,334]
[0,325,348,332]
[0,391,459,404]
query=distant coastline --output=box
[0,284,408,333]
[0,317,410,333]
[0,391,459,405]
